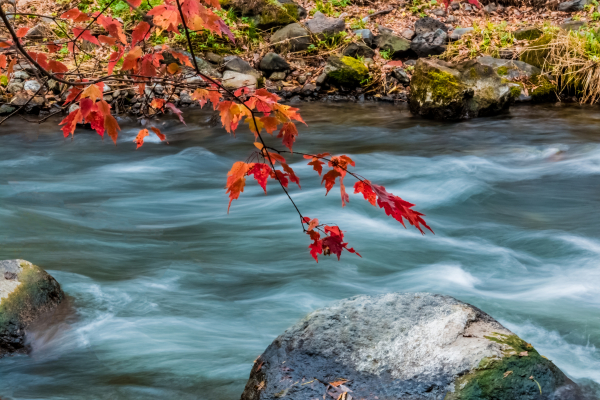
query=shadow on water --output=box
[1,103,600,399]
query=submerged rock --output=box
[409,58,518,120]
[241,293,582,400]
[1,259,64,356]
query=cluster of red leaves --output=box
[225,144,300,211]
[302,218,360,262]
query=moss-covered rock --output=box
[520,34,553,69]
[228,0,306,30]
[447,332,580,399]
[529,74,558,103]
[409,58,516,120]
[0,259,63,356]
[325,55,369,87]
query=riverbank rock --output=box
[409,58,518,120]
[271,23,311,52]
[1,259,64,356]
[241,292,582,400]
[374,32,412,58]
[325,56,369,87]
[306,11,345,38]
[222,70,258,90]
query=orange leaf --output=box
[0,54,6,69]
[147,5,181,33]
[108,46,124,75]
[353,180,376,206]
[281,163,300,188]
[98,35,117,46]
[150,98,166,110]
[48,60,69,77]
[226,161,251,212]
[277,122,298,153]
[322,169,341,195]
[191,88,209,107]
[46,42,61,53]
[60,8,91,22]
[247,163,272,193]
[260,116,278,135]
[131,21,152,47]
[219,101,242,134]
[207,89,223,110]
[245,116,264,138]
[167,62,180,74]
[329,380,347,388]
[80,84,103,102]
[59,109,82,137]
[72,28,100,45]
[104,114,120,144]
[150,127,167,141]
[134,129,149,149]
[122,46,143,72]
[15,27,29,38]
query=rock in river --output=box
[409,58,519,120]
[1,259,64,356]
[241,292,582,400]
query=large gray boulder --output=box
[241,293,583,400]
[409,58,519,120]
[270,23,311,52]
[1,259,64,356]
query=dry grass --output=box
[542,29,600,103]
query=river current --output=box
[1,103,599,399]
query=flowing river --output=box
[1,103,600,399]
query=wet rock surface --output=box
[409,58,518,120]
[0,259,64,356]
[241,292,583,400]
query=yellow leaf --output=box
[254,142,264,150]
[80,84,103,102]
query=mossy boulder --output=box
[520,34,553,69]
[1,259,64,356]
[409,58,518,120]
[241,293,582,400]
[227,0,306,29]
[325,55,369,87]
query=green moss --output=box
[446,334,570,400]
[412,69,463,104]
[328,56,369,86]
[530,75,556,102]
[520,34,553,69]
[497,66,509,76]
[509,85,522,98]
[255,2,298,27]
